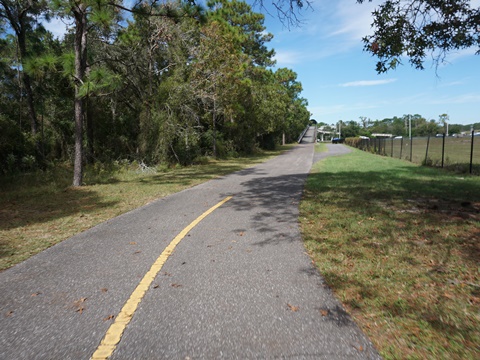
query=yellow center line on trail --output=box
[91,196,233,360]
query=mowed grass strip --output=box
[300,147,479,360]
[0,146,293,271]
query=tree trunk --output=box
[22,72,38,136]
[72,5,87,186]
[15,19,41,160]
[86,97,94,165]
[212,96,217,158]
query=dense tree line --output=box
[319,115,479,138]
[0,0,310,185]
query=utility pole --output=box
[409,115,411,140]
[446,113,449,136]
[409,115,412,162]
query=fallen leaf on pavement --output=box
[73,297,87,314]
[171,283,182,288]
[103,315,115,321]
[320,309,329,316]
[287,303,299,312]
[73,297,87,306]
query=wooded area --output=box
[0,0,310,185]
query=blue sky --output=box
[43,0,479,126]
[259,0,480,126]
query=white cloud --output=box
[443,48,479,63]
[438,80,465,88]
[340,79,397,87]
[309,102,379,118]
[326,0,377,40]
[430,93,480,105]
[273,50,303,65]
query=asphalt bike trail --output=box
[1,129,379,359]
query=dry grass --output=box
[301,147,480,359]
[0,147,292,270]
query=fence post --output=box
[400,138,403,159]
[470,130,475,174]
[441,133,446,168]
[425,135,430,165]
[391,138,394,157]
[410,137,413,162]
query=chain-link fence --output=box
[348,131,479,175]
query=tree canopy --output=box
[0,0,311,185]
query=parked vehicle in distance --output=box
[331,138,344,144]
[394,136,403,139]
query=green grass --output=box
[315,142,328,153]
[0,146,294,271]
[300,148,479,359]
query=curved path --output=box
[0,140,379,360]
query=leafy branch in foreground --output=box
[358,0,479,72]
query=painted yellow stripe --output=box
[91,196,233,360]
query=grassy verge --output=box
[0,146,294,271]
[301,147,479,359]
[315,142,328,153]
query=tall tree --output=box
[0,0,46,155]
[274,67,304,145]
[191,18,248,157]
[51,0,121,185]
[207,0,275,66]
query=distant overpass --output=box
[372,133,393,138]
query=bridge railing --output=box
[297,125,310,143]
